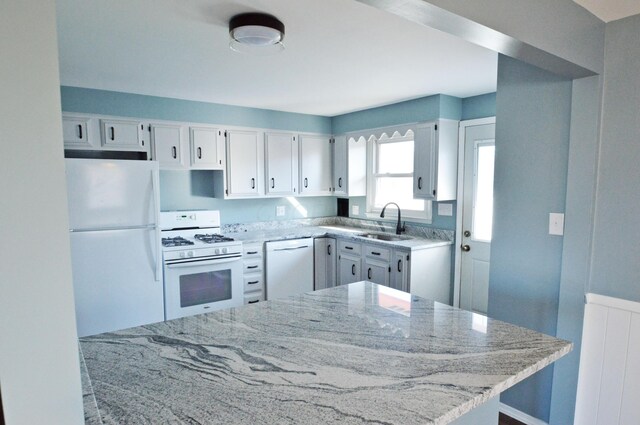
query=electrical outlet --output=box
[352,205,360,215]
[276,205,286,217]
[437,203,453,216]
[549,213,564,236]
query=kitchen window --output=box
[365,128,432,221]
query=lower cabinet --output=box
[314,238,336,290]
[326,237,452,305]
[243,242,265,304]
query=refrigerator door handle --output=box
[151,169,161,281]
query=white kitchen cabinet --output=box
[299,134,332,196]
[100,118,146,150]
[314,238,336,290]
[333,134,366,197]
[337,240,362,286]
[265,132,298,196]
[151,124,183,167]
[62,115,90,147]
[225,129,261,197]
[190,127,224,169]
[413,119,459,201]
[362,244,391,287]
[243,242,265,303]
[391,250,410,292]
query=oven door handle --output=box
[165,256,241,269]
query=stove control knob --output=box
[187,251,194,258]
[215,248,220,255]
[179,252,185,258]
[222,247,228,254]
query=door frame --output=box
[453,117,496,308]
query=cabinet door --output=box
[190,127,223,168]
[333,135,348,196]
[391,250,410,292]
[363,259,390,287]
[348,135,367,197]
[314,238,336,290]
[413,122,436,199]
[338,253,361,286]
[326,239,337,288]
[62,116,90,147]
[151,124,182,167]
[226,130,260,197]
[265,132,297,195]
[299,134,332,195]
[101,119,144,149]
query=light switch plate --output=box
[276,205,286,217]
[438,203,453,216]
[352,205,360,215]
[549,213,565,236]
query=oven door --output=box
[163,255,243,320]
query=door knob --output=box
[461,244,471,252]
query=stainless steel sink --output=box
[358,233,412,242]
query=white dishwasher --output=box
[265,238,314,300]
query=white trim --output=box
[499,403,548,425]
[453,117,496,307]
[585,292,640,314]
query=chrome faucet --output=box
[380,202,405,235]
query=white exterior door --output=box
[459,121,495,314]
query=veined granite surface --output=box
[222,217,453,251]
[80,282,571,425]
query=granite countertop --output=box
[228,224,453,251]
[80,282,571,425]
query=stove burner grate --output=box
[162,236,195,247]
[193,233,235,244]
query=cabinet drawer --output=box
[364,245,390,261]
[338,240,361,255]
[243,260,263,273]
[244,293,265,305]
[244,275,264,292]
[243,244,263,259]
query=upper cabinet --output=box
[62,113,148,153]
[333,134,366,197]
[225,129,262,198]
[265,132,298,196]
[151,124,182,167]
[100,118,145,150]
[299,134,332,196]
[413,119,458,201]
[190,127,224,169]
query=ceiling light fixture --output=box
[229,13,285,54]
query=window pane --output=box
[377,141,414,174]
[473,144,495,242]
[374,177,424,211]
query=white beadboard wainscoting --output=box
[574,293,640,425]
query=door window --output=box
[473,141,495,242]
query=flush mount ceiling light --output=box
[229,13,285,54]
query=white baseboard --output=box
[499,403,548,425]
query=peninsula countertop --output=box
[80,282,570,424]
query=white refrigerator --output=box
[65,159,164,337]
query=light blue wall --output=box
[588,14,640,303]
[549,75,601,424]
[61,86,332,133]
[159,170,336,224]
[488,55,572,422]
[330,94,461,134]
[461,92,497,120]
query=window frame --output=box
[364,127,432,222]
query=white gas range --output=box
[160,210,243,320]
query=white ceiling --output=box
[56,0,497,117]
[573,0,640,22]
